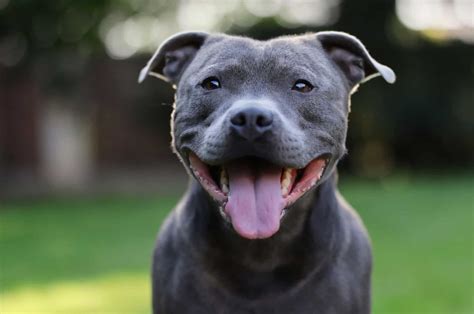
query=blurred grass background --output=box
[1,175,473,313]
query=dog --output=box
[139,31,395,314]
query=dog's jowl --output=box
[139,31,395,314]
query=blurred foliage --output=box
[229,0,474,172]
[1,0,127,55]
[1,175,473,312]
[1,0,473,172]
[336,1,474,171]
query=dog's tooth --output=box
[281,177,290,195]
[319,166,325,178]
[219,205,231,223]
[220,167,229,194]
[220,168,228,184]
[281,168,296,195]
[220,168,227,184]
[222,182,229,194]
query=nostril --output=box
[256,114,272,127]
[231,112,246,126]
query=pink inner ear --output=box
[328,47,365,84]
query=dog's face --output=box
[140,32,394,239]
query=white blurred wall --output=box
[39,101,93,189]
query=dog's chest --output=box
[161,262,353,314]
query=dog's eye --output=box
[201,77,221,90]
[292,79,313,93]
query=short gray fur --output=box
[139,31,395,314]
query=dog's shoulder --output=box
[152,204,188,313]
[331,191,372,312]
[335,190,372,268]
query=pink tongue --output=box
[225,161,284,239]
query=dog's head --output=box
[139,31,395,239]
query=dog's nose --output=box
[229,107,273,140]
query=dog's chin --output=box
[187,152,330,240]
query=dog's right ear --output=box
[138,31,209,85]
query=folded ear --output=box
[138,31,209,85]
[316,31,395,87]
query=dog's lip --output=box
[187,152,331,209]
[188,153,228,203]
[282,154,330,209]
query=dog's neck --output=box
[176,171,346,296]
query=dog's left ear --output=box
[316,31,396,87]
[138,31,209,85]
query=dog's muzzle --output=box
[188,152,331,240]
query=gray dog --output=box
[139,31,395,314]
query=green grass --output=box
[340,175,474,314]
[1,175,473,313]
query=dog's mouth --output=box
[188,153,330,240]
